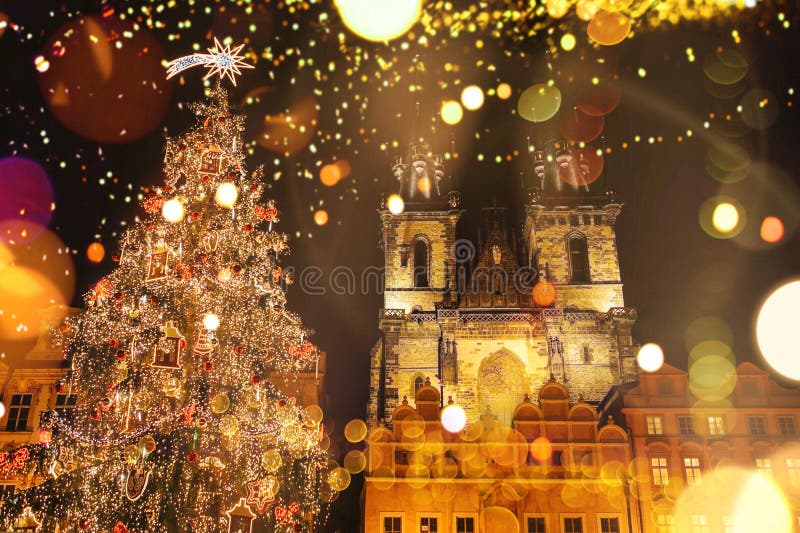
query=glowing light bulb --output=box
[162,198,184,223]
[440,404,467,433]
[334,0,422,42]
[203,313,220,331]
[440,100,464,125]
[637,343,664,372]
[712,202,739,233]
[756,280,800,380]
[460,85,485,111]
[215,182,238,208]
[386,194,405,215]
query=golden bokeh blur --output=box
[343,450,367,474]
[587,11,632,46]
[386,193,405,215]
[712,201,739,232]
[756,280,800,380]
[440,100,464,125]
[560,32,577,51]
[314,209,329,226]
[460,85,485,111]
[530,436,552,463]
[326,466,351,491]
[258,95,319,155]
[335,0,421,42]
[344,418,368,443]
[86,242,105,263]
[637,342,664,372]
[496,82,512,100]
[518,84,562,123]
[440,404,467,433]
[484,506,519,533]
[760,216,785,243]
[699,196,746,239]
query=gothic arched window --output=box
[413,376,425,398]
[568,234,590,283]
[583,346,591,364]
[413,238,429,288]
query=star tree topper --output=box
[166,38,254,86]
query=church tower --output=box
[367,137,639,428]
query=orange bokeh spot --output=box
[533,279,556,307]
[760,216,784,243]
[530,436,553,463]
[320,164,341,186]
[314,210,329,226]
[86,242,105,263]
[587,10,631,46]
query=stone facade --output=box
[369,181,638,428]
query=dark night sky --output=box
[1,1,800,529]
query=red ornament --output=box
[218,117,226,125]
[243,223,253,233]
[109,338,120,349]
[232,265,242,275]
[90,409,101,421]
[250,374,261,385]
[191,211,202,222]
[115,349,127,361]
[235,345,245,355]
[112,252,121,262]
[180,339,187,349]
[79,518,90,530]
[113,522,129,533]
[179,144,187,152]
[532,279,556,307]
[55,381,66,393]
[202,175,211,184]
[199,253,208,263]
[278,399,286,408]
[59,322,70,333]
[187,451,199,463]
[203,360,214,372]
[149,297,159,306]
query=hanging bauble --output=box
[123,444,140,465]
[138,435,157,455]
[115,349,127,361]
[250,374,261,385]
[203,360,214,372]
[90,409,101,421]
[187,451,199,463]
[219,415,240,437]
[109,338,120,349]
[210,393,231,414]
[532,277,556,307]
[260,449,282,472]
[162,377,182,398]
[235,345,245,355]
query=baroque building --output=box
[368,139,638,428]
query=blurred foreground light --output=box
[712,201,739,232]
[440,404,467,433]
[756,280,800,380]
[530,436,553,462]
[214,182,238,209]
[314,209,329,226]
[386,194,405,215]
[161,198,184,223]
[34,55,50,73]
[0,401,5,419]
[334,0,421,42]
[202,312,220,332]
[560,33,576,51]
[760,216,784,243]
[441,100,464,125]
[637,342,664,372]
[86,242,105,263]
[344,419,368,443]
[496,83,512,100]
[461,85,484,111]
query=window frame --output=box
[748,416,766,436]
[778,416,796,435]
[707,415,725,436]
[597,514,622,533]
[560,513,585,533]
[690,514,709,533]
[655,514,675,533]
[380,512,404,533]
[54,392,78,414]
[524,513,549,533]
[411,237,431,288]
[755,457,772,476]
[417,512,442,533]
[5,393,33,432]
[678,416,695,436]
[566,233,590,283]
[453,514,477,533]
[786,458,800,488]
[683,456,702,485]
[646,415,664,436]
[651,456,670,486]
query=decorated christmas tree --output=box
[1,44,343,533]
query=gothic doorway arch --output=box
[477,349,527,425]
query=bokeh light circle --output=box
[386,194,405,215]
[86,242,105,263]
[756,280,800,380]
[559,108,604,143]
[441,100,464,125]
[202,312,220,331]
[334,0,421,42]
[314,210,329,226]
[517,84,562,123]
[760,216,784,243]
[38,15,170,143]
[712,202,739,233]
[162,199,185,223]
[560,33,576,51]
[344,419,368,443]
[587,11,631,46]
[637,343,664,372]
[0,157,54,231]
[214,182,238,209]
[496,83,512,100]
[699,196,746,239]
[460,85,485,111]
[740,88,779,130]
[440,404,467,433]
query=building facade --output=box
[367,141,639,429]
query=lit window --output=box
[678,416,695,436]
[383,516,401,533]
[651,457,669,486]
[656,514,674,533]
[756,457,772,476]
[420,517,437,533]
[646,415,664,435]
[778,417,796,435]
[600,517,620,533]
[690,515,709,533]
[563,517,583,533]
[456,517,474,533]
[683,457,702,485]
[527,516,546,533]
[786,458,800,488]
[723,515,738,533]
[748,417,766,436]
[5,394,32,432]
[55,393,78,415]
[708,416,725,436]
